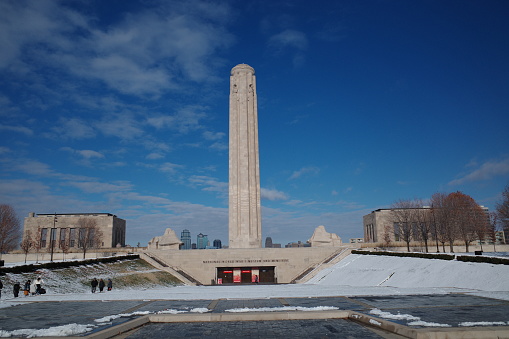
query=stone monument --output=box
[308,225,342,247]
[228,64,262,248]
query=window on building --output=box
[88,228,95,248]
[78,228,85,248]
[50,228,57,249]
[40,228,48,248]
[59,228,66,248]
[69,228,75,247]
[393,222,400,241]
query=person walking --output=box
[13,282,21,298]
[35,277,43,295]
[91,278,98,293]
[24,280,31,296]
[30,280,37,296]
[98,279,105,292]
[107,279,112,291]
[0,279,3,298]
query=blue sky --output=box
[1,0,508,247]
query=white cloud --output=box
[261,188,289,201]
[449,157,509,185]
[188,175,227,194]
[146,153,165,160]
[52,118,96,139]
[0,124,33,135]
[65,180,132,194]
[159,162,184,175]
[269,29,308,50]
[289,166,320,180]
[0,1,234,95]
[203,131,225,140]
[77,150,104,159]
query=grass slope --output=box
[0,259,183,295]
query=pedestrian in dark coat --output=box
[91,278,98,293]
[0,279,3,298]
[107,279,112,291]
[24,280,31,295]
[13,282,21,298]
[98,279,105,292]
[35,277,43,295]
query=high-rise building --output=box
[265,237,273,248]
[229,64,262,248]
[197,233,208,249]
[213,239,222,249]
[180,229,191,250]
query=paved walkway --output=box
[0,294,508,338]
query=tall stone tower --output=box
[229,64,262,248]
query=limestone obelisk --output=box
[229,64,262,248]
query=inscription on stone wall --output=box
[203,259,289,264]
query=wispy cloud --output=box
[289,166,320,180]
[261,188,289,201]
[449,157,509,185]
[0,1,234,96]
[0,124,33,135]
[269,29,308,51]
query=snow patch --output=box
[225,306,339,313]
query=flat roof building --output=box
[23,212,126,251]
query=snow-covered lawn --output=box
[0,254,508,337]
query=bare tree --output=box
[34,226,44,263]
[391,199,418,252]
[60,237,70,261]
[20,230,33,264]
[382,224,392,249]
[447,192,482,253]
[496,184,509,244]
[0,204,22,259]
[77,218,103,259]
[431,192,455,252]
[487,212,499,252]
[414,199,431,252]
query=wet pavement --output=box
[0,294,507,338]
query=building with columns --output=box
[23,212,126,251]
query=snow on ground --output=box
[0,254,508,337]
[307,254,509,291]
[0,254,507,305]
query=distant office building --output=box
[191,243,197,249]
[265,237,273,248]
[180,229,191,250]
[197,233,209,249]
[213,239,222,249]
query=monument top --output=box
[231,63,254,75]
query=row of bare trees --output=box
[389,188,508,253]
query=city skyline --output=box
[1,1,509,246]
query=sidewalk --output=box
[0,294,508,338]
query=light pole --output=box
[50,213,57,262]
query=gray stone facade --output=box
[23,212,126,251]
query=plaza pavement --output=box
[1,293,508,338]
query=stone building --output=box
[23,212,126,250]
[363,206,492,244]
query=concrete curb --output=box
[85,310,509,339]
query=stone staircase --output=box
[140,252,203,286]
[291,246,355,284]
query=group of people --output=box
[90,278,112,293]
[0,277,44,298]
